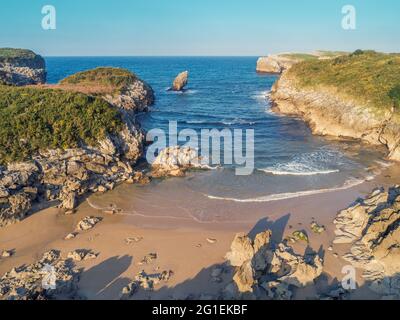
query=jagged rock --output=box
[260,281,292,300]
[1,250,13,258]
[60,192,77,211]
[120,281,139,300]
[138,253,157,265]
[310,222,326,234]
[288,230,309,243]
[0,192,32,227]
[67,249,97,261]
[226,229,323,297]
[171,71,188,91]
[256,55,300,74]
[133,269,173,291]
[125,236,143,245]
[151,146,204,177]
[0,49,46,85]
[333,186,400,297]
[0,250,80,300]
[76,216,102,231]
[64,233,77,240]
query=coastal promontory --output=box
[0,48,46,85]
[269,50,400,161]
[0,57,154,227]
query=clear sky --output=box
[1,0,399,56]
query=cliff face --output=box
[256,55,299,74]
[0,48,46,85]
[270,73,400,161]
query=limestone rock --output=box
[0,49,46,86]
[226,229,323,297]
[151,146,204,177]
[171,71,188,91]
[333,186,400,298]
[67,249,97,261]
[0,250,80,300]
[76,216,102,231]
[256,55,299,74]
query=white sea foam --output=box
[252,90,270,102]
[259,168,340,176]
[205,176,368,203]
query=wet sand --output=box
[0,164,399,300]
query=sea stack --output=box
[171,71,188,91]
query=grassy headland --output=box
[0,48,38,61]
[58,67,138,96]
[286,50,400,114]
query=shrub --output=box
[0,85,123,165]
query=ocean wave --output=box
[252,90,270,102]
[259,147,347,176]
[205,176,369,203]
[183,118,256,126]
[258,168,340,176]
[165,88,198,94]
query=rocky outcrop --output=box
[224,230,323,299]
[256,55,300,74]
[0,49,46,85]
[270,73,400,161]
[0,68,154,228]
[171,71,188,91]
[333,186,400,299]
[0,250,80,300]
[151,146,204,177]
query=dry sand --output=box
[1,164,399,300]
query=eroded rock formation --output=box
[151,146,204,177]
[224,230,323,299]
[0,250,80,300]
[270,73,400,161]
[256,55,300,74]
[171,71,188,91]
[333,186,400,299]
[0,68,154,227]
[0,49,46,85]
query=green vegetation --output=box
[0,85,123,165]
[0,48,38,61]
[287,50,400,113]
[59,67,137,95]
[280,53,319,61]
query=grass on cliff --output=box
[0,85,123,165]
[0,48,38,61]
[287,50,400,114]
[59,67,138,96]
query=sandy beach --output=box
[1,163,399,300]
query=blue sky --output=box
[1,0,399,56]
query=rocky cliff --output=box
[0,67,154,227]
[0,48,46,85]
[269,51,400,161]
[256,55,301,74]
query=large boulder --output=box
[151,146,204,177]
[0,48,46,85]
[225,230,323,297]
[171,71,188,91]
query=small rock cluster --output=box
[224,230,323,300]
[120,269,174,299]
[333,186,400,299]
[0,250,80,300]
